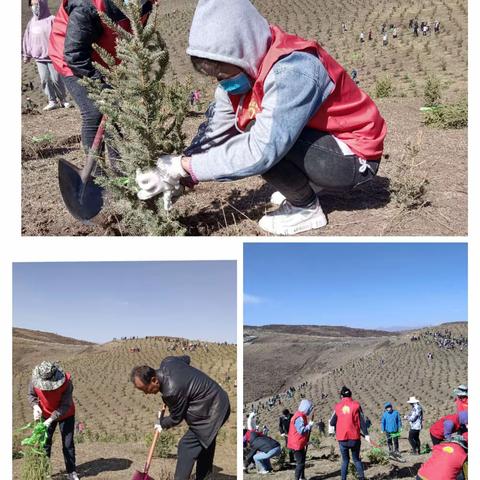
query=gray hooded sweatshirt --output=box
[185,0,335,182]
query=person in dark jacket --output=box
[279,408,295,463]
[131,356,230,480]
[244,431,281,473]
[48,0,154,158]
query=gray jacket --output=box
[407,403,423,430]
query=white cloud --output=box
[244,293,265,305]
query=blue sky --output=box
[13,261,236,343]
[244,243,467,330]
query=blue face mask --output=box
[219,72,252,95]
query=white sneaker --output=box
[68,473,80,480]
[63,102,72,108]
[258,197,327,235]
[43,101,59,111]
[270,191,286,206]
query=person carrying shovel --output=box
[131,355,230,480]
[28,361,79,480]
[135,0,387,235]
[330,386,370,480]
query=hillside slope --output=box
[13,330,237,479]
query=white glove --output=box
[33,405,42,421]
[154,422,163,433]
[328,425,335,435]
[281,433,286,437]
[43,418,54,428]
[308,421,315,427]
[136,155,187,201]
[364,435,371,444]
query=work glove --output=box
[280,433,286,437]
[43,417,54,429]
[364,435,371,444]
[154,420,163,433]
[136,155,187,200]
[33,405,42,421]
[328,425,335,435]
[308,421,315,428]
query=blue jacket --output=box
[381,410,402,433]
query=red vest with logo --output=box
[455,397,468,412]
[49,0,132,77]
[229,25,386,160]
[34,372,75,421]
[287,411,309,451]
[334,398,361,441]
[417,443,467,480]
[430,414,460,440]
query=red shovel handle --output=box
[80,116,106,183]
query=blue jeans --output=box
[339,440,364,480]
[253,446,281,472]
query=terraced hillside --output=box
[13,329,237,479]
[243,322,467,480]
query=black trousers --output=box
[284,436,295,463]
[262,128,380,207]
[386,432,399,452]
[408,429,421,454]
[293,449,306,480]
[175,429,217,480]
[44,415,76,474]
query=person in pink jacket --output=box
[22,0,70,111]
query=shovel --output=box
[131,407,166,480]
[58,116,106,221]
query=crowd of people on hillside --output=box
[342,16,443,49]
[421,329,468,351]
[244,384,468,480]
[246,382,312,413]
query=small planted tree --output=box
[83,0,190,235]
[423,75,441,107]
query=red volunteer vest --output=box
[430,414,460,440]
[34,372,75,421]
[334,398,361,441]
[287,411,309,451]
[455,397,468,412]
[417,443,467,480]
[49,0,133,77]
[229,25,386,160]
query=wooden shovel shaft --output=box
[143,429,160,474]
[80,116,106,183]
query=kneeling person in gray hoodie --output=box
[135,0,387,235]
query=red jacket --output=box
[430,414,461,441]
[34,372,75,421]
[417,443,467,480]
[287,411,309,451]
[49,0,132,77]
[229,25,386,160]
[455,397,468,412]
[334,398,361,441]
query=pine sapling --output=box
[82,0,190,235]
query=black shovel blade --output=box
[58,158,104,221]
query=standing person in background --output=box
[368,30,373,41]
[405,396,423,454]
[381,402,402,456]
[29,362,79,480]
[279,409,295,463]
[318,418,326,436]
[360,32,365,43]
[23,0,70,111]
[454,385,468,412]
[288,399,315,480]
[330,386,369,480]
[48,0,155,158]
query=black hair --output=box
[130,365,157,385]
[340,386,352,398]
[282,409,290,416]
